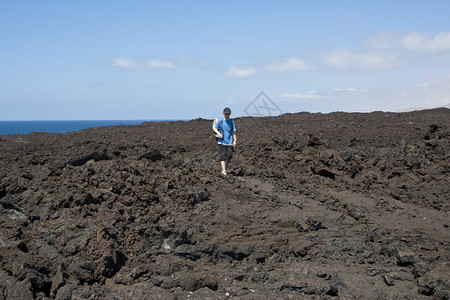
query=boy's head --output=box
[223,107,231,119]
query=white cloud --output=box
[401,31,450,53]
[395,75,450,110]
[320,75,450,112]
[110,58,175,70]
[226,57,313,78]
[320,50,402,69]
[321,31,450,71]
[226,65,257,78]
[227,31,450,76]
[266,57,311,72]
[365,31,399,49]
[110,58,140,70]
[144,59,176,69]
[280,90,322,100]
[179,57,210,66]
[332,87,368,92]
[367,31,450,53]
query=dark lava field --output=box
[0,108,449,299]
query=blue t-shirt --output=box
[215,118,236,145]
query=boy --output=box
[213,107,237,175]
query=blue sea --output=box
[0,120,168,135]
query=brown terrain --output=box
[0,108,449,299]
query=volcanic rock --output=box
[0,109,449,299]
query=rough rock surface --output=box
[0,108,449,299]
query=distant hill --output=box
[396,103,450,112]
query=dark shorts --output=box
[219,144,234,161]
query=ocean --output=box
[0,120,163,135]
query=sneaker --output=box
[221,171,227,176]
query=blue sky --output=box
[1,0,450,120]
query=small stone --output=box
[383,273,395,286]
[397,251,415,266]
[368,268,379,276]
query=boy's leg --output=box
[226,147,233,172]
[219,145,233,175]
[219,145,227,174]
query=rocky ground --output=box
[0,108,449,299]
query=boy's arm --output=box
[213,122,223,137]
[233,132,237,146]
[213,126,221,135]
